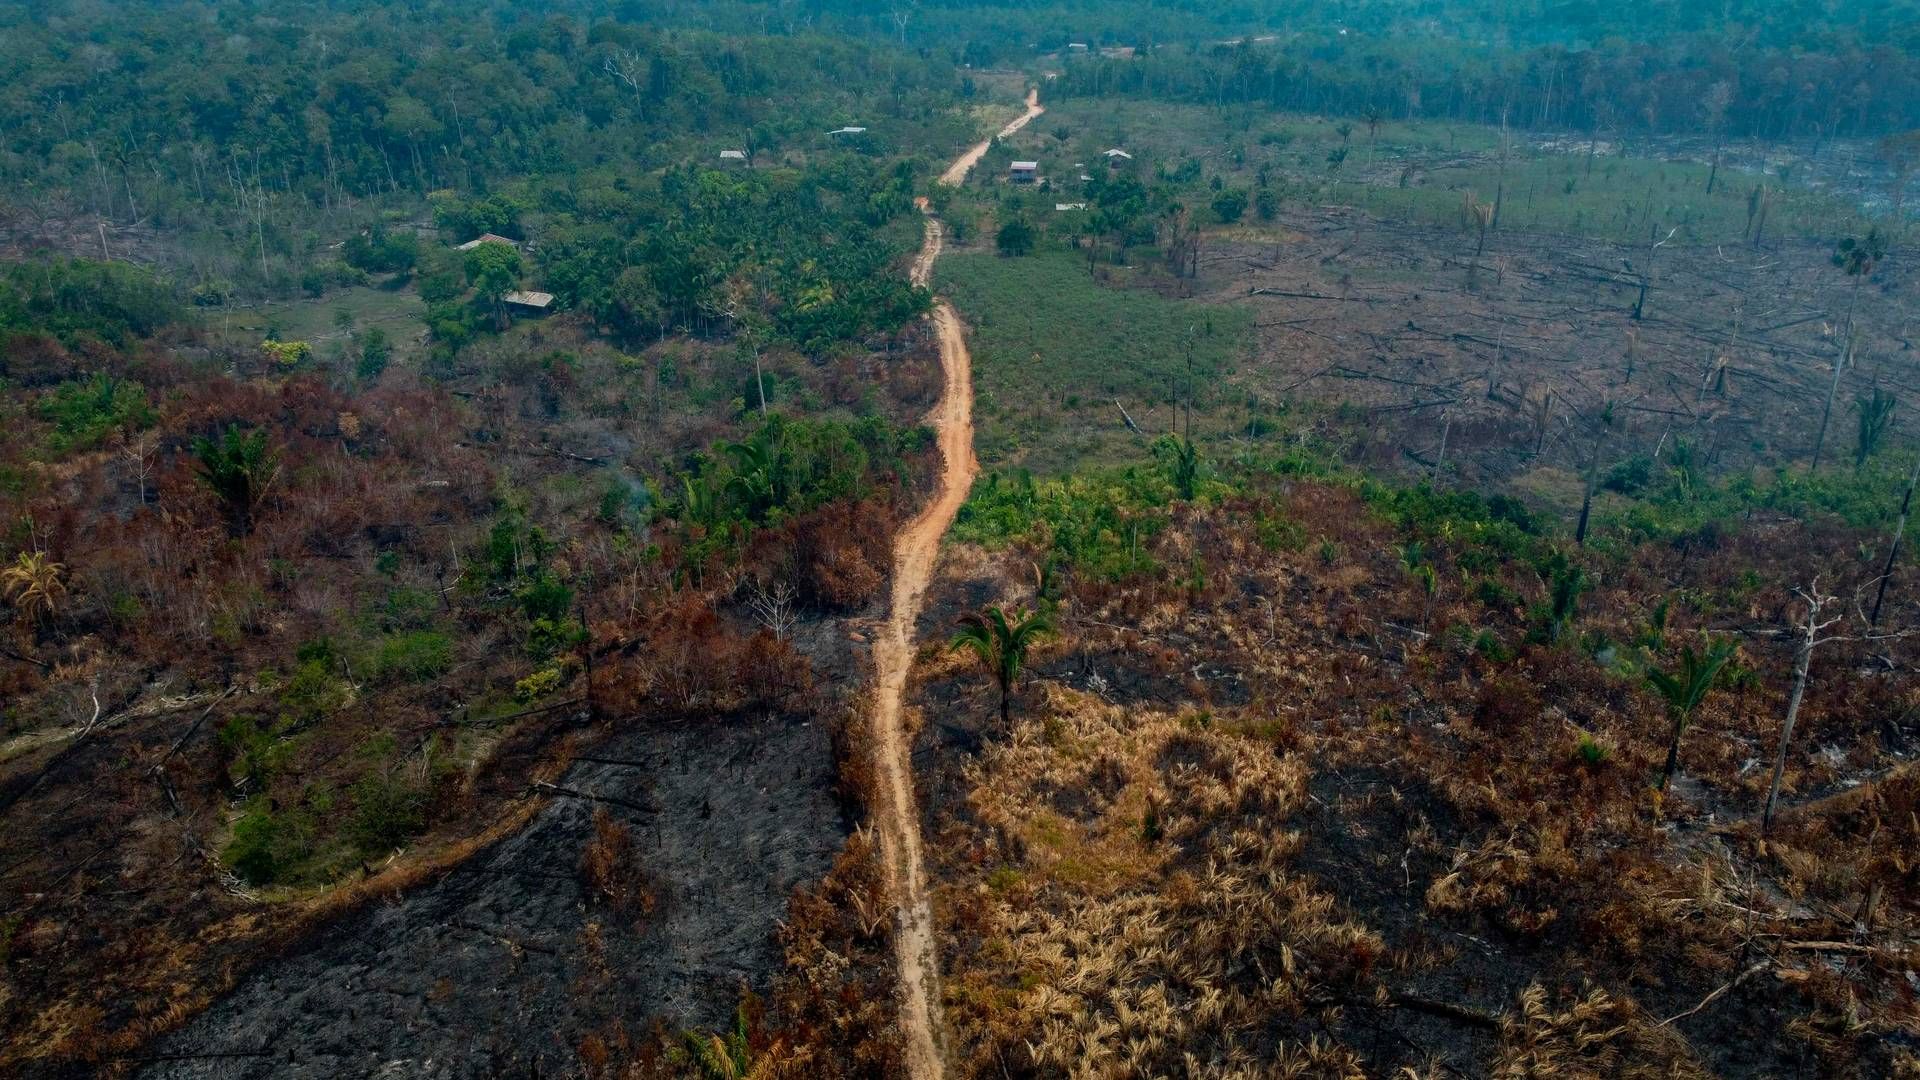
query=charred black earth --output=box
[140,714,842,1079]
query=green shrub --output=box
[1473,577,1522,610]
[1470,628,1513,663]
[39,374,154,452]
[1572,735,1611,769]
[225,798,315,885]
[526,616,587,660]
[348,767,430,854]
[277,659,351,726]
[996,217,1036,256]
[1255,509,1307,552]
[517,570,574,622]
[1211,188,1249,223]
[378,586,438,630]
[357,328,392,382]
[1603,454,1655,495]
[372,630,453,683]
[0,257,179,344]
[953,467,1172,580]
[218,714,291,787]
[514,666,568,702]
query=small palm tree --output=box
[1,551,66,625]
[951,605,1053,728]
[722,420,790,523]
[1400,541,1438,630]
[682,1003,781,1080]
[1156,435,1200,500]
[191,426,279,536]
[1648,635,1738,790]
[1855,387,1897,468]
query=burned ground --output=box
[1201,212,1917,491]
[137,710,843,1080]
[916,473,1920,1078]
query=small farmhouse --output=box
[1010,161,1039,183]
[827,126,868,136]
[456,233,520,252]
[503,291,555,316]
[719,149,749,164]
[1103,148,1134,164]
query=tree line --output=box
[1051,32,1920,142]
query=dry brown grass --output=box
[922,474,1920,1076]
[1491,984,1704,1079]
[581,808,656,920]
[938,686,1380,1077]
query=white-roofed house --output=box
[503,291,555,316]
[1010,161,1039,183]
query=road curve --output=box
[874,87,1044,1080]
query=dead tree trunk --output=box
[1870,448,1920,626]
[1576,412,1611,546]
[1762,630,1816,833]
[1810,336,1853,470]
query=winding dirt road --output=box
[873,88,1043,1080]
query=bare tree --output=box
[1871,446,1920,627]
[1701,81,1733,195]
[747,576,799,641]
[603,51,647,112]
[1574,399,1617,546]
[1763,580,1914,831]
[1812,232,1887,469]
[889,4,915,44]
[1491,105,1511,229]
[121,430,155,506]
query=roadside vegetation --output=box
[934,251,1249,470]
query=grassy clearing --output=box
[209,283,425,355]
[995,99,1869,244]
[934,248,1251,472]
[1327,152,1865,243]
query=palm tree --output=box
[951,605,1053,728]
[1161,435,1200,500]
[1,551,66,626]
[191,426,279,536]
[1400,541,1438,631]
[1856,387,1897,468]
[682,1004,783,1080]
[1648,635,1738,790]
[722,420,791,524]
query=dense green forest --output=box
[0,1,973,298]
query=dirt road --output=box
[875,88,1043,1080]
[938,88,1046,188]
